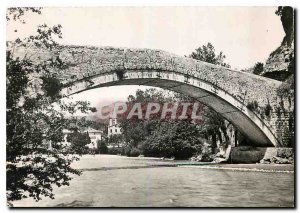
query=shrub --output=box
[97,140,108,154]
[123,146,142,157]
[129,147,142,157]
[247,101,258,111]
[253,62,264,75]
[265,104,272,117]
[108,147,123,155]
[141,121,203,159]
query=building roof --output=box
[63,128,103,134]
[84,127,103,133]
[62,129,73,134]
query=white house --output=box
[107,117,122,138]
[85,127,103,149]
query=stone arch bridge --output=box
[24,45,292,147]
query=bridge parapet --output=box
[25,46,281,105]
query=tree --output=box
[253,62,264,75]
[97,140,108,154]
[141,120,203,159]
[66,131,91,154]
[189,42,231,68]
[119,89,173,150]
[119,88,207,159]
[189,43,235,153]
[107,134,123,148]
[6,8,95,202]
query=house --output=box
[107,117,122,138]
[85,127,103,149]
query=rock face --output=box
[262,7,295,148]
[263,7,294,81]
[230,146,293,164]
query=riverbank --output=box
[180,163,294,173]
[73,154,294,173]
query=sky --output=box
[7,7,285,108]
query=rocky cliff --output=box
[263,7,294,81]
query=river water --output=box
[12,155,294,207]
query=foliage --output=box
[119,89,172,153]
[6,8,95,202]
[264,103,272,117]
[141,120,203,159]
[277,74,294,97]
[247,101,259,111]
[189,42,231,68]
[120,74,236,158]
[65,117,103,133]
[107,147,124,155]
[97,140,108,154]
[107,134,124,148]
[275,6,293,20]
[128,147,142,157]
[6,7,42,23]
[121,121,149,148]
[275,6,294,46]
[253,62,264,75]
[275,6,284,16]
[119,88,207,159]
[66,131,91,154]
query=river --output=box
[12,155,294,207]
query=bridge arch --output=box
[24,45,284,147]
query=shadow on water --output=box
[78,162,218,172]
[79,164,176,172]
[55,200,94,207]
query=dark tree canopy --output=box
[189,42,231,68]
[66,131,91,154]
[97,140,108,154]
[253,62,264,75]
[275,6,294,45]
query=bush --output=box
[265,104,272,117]
[130,147,142,157]
[141,121,203,159]
[107,147,123,155]
[123,146,142,157]
[253,62,264,75]
[247,101,258,111]
[67,131,91,154]
[97,140,108,154]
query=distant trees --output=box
[118,88,208,159]
[107,134,123,148]
[141,120,203,159]
[66,131,91,154]
[190,42,231,68]
[253,62,264,75]
[119,88,173,155]
[97,140,108,154]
